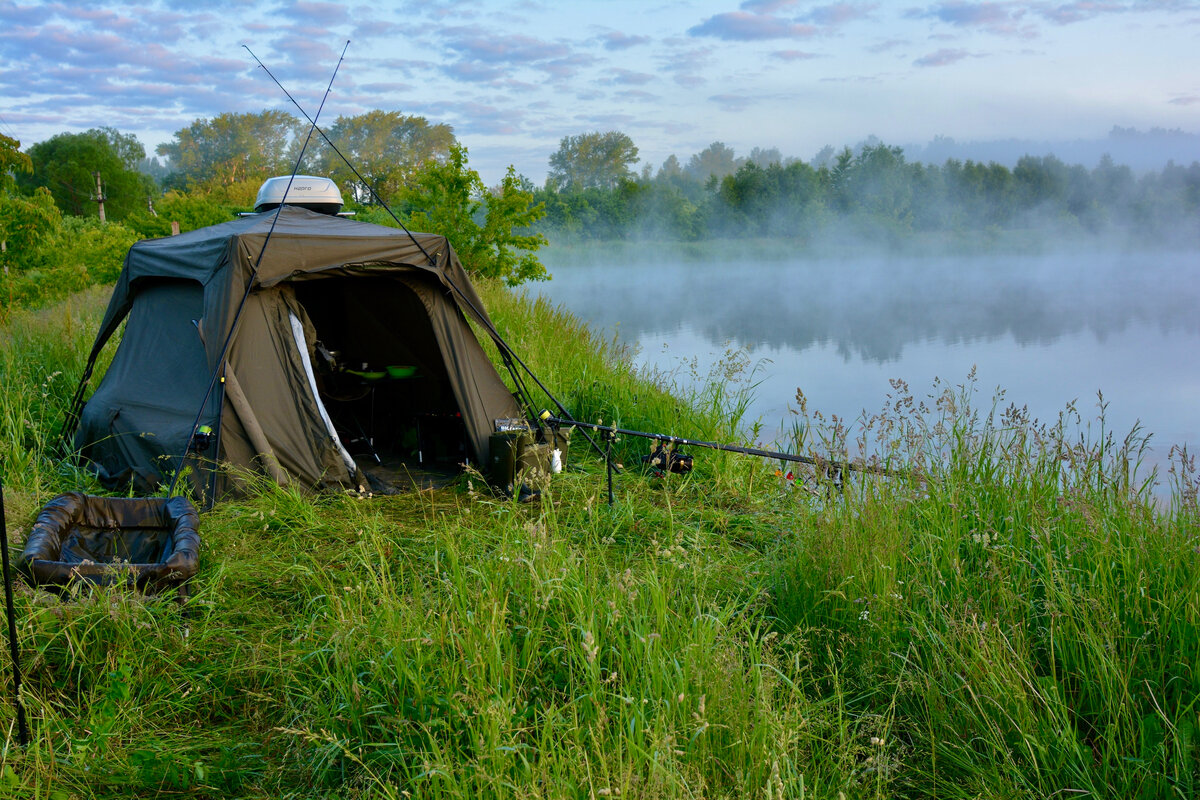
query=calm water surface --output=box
[533,250,1199,469]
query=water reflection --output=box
[538,252,1200,364]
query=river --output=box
[531,248,1199,475]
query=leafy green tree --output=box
[123,187,249,239]
[746,146,784,167]
[0,187,61,264]
[685,141,743,184]
[547,131,639,191]
[310,110,456,205]
[657,154,683,181]
[21,128,155,221]
[158,110,298,188]
[1,133,32,191]
[716,160,823,237]
[400,144,547,286]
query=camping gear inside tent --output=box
[19,492,200,595]
[64,205,525,498]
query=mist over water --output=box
[532,248,1199,465]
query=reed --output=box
[0,284,1195,798]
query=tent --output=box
[66,206,525,497]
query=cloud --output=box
[913,47,973,66]
[689,12,818,40]
[604,68,656,86]
[440,60,505,83]
[574,112,637,126]
[709,93,755,111]
[350,19,414,41]
[596,31,651,50]
[434,24,583,86]
[358,81,415,94]
[440,100,524,135]
[801,2,880,26]
[740,0,801,12]
[442,27,569,65]
[541,53,600,80]
[1031,2,1129,25]
[868,38,908,52]
[772,49,820,60]
[614,89,660,103]
[905,2,1039,37]
[1169,94,1200,105]
[907,1,1199,35]
[273,1,351,27]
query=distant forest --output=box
[530,132,1200,246]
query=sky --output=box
[2,0,1199,185]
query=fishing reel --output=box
[643,442,693,477]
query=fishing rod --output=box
[165,41,350,500]
[0,471,30,746]
[242,48,438,268]
[244,54,610,464]
[539,413,908,480]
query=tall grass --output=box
[0,284,1196,798]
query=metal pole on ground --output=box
[0,473,30,746]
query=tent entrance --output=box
[293,277,469,492]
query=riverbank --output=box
[1,282,1196,798]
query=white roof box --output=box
[254,175,344,214]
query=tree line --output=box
[535,131,1200,245]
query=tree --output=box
[657,154,683,181]
[547,131,639,191]
[400,144,547,286]
[21,128,155,221]
[157,110,298,188]
[0,187,60,260]
[746,146,783,167]
[310,110,456,204]
[685,141,743,184]
[1,133,32,191]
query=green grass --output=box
[0,283,1197,798]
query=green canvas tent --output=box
[67,206,524,497]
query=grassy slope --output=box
[0,281,1197,799]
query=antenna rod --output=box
[165,41,350,498]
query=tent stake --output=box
[0,473,30,747]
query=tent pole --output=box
[0,472,30,747]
